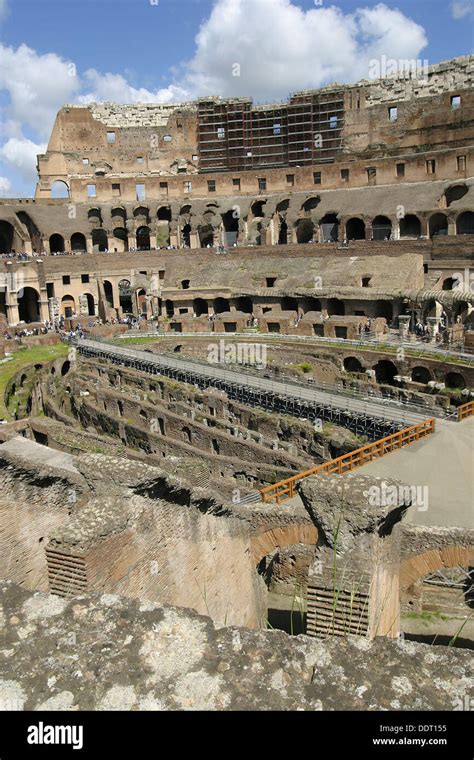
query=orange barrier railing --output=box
[458,401,474,421]
[259,418,436,504]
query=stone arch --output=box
[193,298,208,317]
[61,360,71,377]
[429,213,448,238]
[327,298,345,316]
[113,227,128,252]
[222,210,239,246]
[133,206,150,221]
[119,279,133,313]
[445,371,466,390]
[372,216,392,241]
[278,218,288,244]
[157,206,172,221]
[346,217,365,240]
[71,232,87,252]
[250,523,318,565]
[49,233,65,253]
[276,199,290,214]
[88,208,103,224]
[373,359,398,385]
[236,296,253,314]
[92,229,108,252]
[199,225,214,247]
[213,297,230,314]
[301,196,320,213]
[319,213,339,242]
[0,220,14,253]
[400,546,474,591]
[445,184,468,206]
[456,211,474,235]
[136,226,151,250]
[251,200,266,218]
[50,180,70,199]
[344,356,363,373]
[103,280,114,308]
[399,214,421,238]
[295,219,314,243]
[411,366,432,384]
[111,206,127,222]
[83,293,95,317]
[61,294,75,318]
[18,287,40,323]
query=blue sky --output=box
[0,0,472,197]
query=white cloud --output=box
[0,43,80,139]
[183,0,428,101]
[451,0,474,18]
[78,69,190,105]
[0,137,47,181]
[0,176,11,196]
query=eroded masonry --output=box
[0,55,473,711]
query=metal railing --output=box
[458,400,474,421]
[259,417,436,504]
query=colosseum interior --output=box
[0,52,472,715]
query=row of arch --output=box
[343,356,467,389]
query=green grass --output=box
[0,343,68,421]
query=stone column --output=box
[427,316,441,343]
[39,299,49,322]
[398,315,411,340]
[6,302,19,326]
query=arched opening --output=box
[222,210,239,246]
[344,357,363,374]
[157,206,172,221]
[236,296,253,314]
[71,232,87,252]
[88,208,102,224]
[281,296,298,312]
[182,426,192,444]
[454,301,469,323]
[180,205,192,216]
[411,366,432,384]
[199,225,214,247]
[319,213,339,242]
[165,299,174,318]
[136,226,151,250]
[429,213,448,238]
[18,287,40,323]
[193,298,208,317]
[278,218,288,244]
[134,206,150,222]
[346,217,365,240]
[50,180,70,199]
[103,280,114,308]
[84,293,95,316]
[251,200,266,218]
[374,300,393,321]
[300,297,322,313]
[445,372,466,390]
[49,233,64,253]
[61,361,71,377]
[372,216,392,241]
[442,277,459,291]
[399,214,421,238]
[182,224,191,247]
[137,289,147,316]
[119,279,133,314]
[213,297,230,314]
[456,211,474,235]
[0,221,14,253]
[445,185,468,206]
[92,229,108,252]
[302,196,320,213]
[117,400,124,417]
[327,298,345,316]
[111,207,127,223]
[61,295,75,319]
[113,227,129,252]
[181,279,190,290]
[295,219,314,244]
[373,360,398,385]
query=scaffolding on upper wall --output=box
[197,91,345,174]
